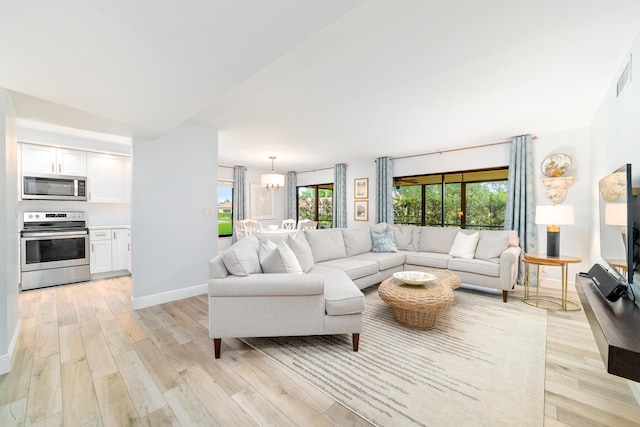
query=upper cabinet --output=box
[21,143,87,176]
[87,152,131,203]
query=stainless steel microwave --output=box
[22,174,87,201]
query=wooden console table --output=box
[575,274,640,382]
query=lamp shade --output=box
[260,156,285,189]
[535,205,575,225]
[605,203,626,226]
[260,172,285,188]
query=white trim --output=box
[0,319,22,375]
[130,283,208,310]
[629,381,640,406]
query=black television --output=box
[597,164,637,294]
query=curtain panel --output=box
[286,171,297,220]
[504,135,537,283]
[232,165,247,242]
[333,163,347,228]
[375,157,393,224]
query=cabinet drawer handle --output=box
[91,243,94,252]
[58,163,61,173]
[51,163,55,173]
[96,233,107,237]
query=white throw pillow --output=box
[475,237,509,261]
[286,233,315,273]
[261,241,303,274]
[222,235,261,276]
[258,239,278,263]
[448,231,480,259]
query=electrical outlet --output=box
[203,207,213,217]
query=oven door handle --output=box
[21,231,88,238]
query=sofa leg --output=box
[352,333,360,352]
[214,338,221,359]
[502,291,508,303]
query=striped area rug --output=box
[244,285,547,426]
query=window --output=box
[393,168,508,230]
[297,183,333,228]
[218,182,233,237]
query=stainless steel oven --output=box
[20,211,90,290]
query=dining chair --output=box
[297,219,318,231]
[281,218,297,230]
[244,220,263,236]
[233,219,248,239]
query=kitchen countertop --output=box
[88,225,131,230]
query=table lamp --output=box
[535,204,575,257]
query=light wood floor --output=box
[1,276,639,426]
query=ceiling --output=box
[2,1,640,172]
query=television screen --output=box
[598,164,634,284]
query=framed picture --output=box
[354,177,368,199]
[250,183,275,220]
[354,200,368,221]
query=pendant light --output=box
[260,156,285,190]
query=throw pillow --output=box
[388,224,414,251]
[286,233,315,273]
[261,241,303,274]
[475,236,509,261]
[371,230,398,253]
[448,231,480,259]
[222,235,261,276]
[258,239,278,263]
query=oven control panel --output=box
[24,211,86,223]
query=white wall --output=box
[0,88,20,374]
[131,123,218,309]
[591,30,640,302]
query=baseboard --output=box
[130,283,208,310]
[629,380,640,406]
[0,319,22,375]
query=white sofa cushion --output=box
[475,236,509,262]
[258,240,278,263]
[261,241,303,274]
[287,233,315,273]
[371,230,398,253]
[342,227,372,257]
[316,258,379,280]
[403,251,452,269]
[222,235,261,276]
[449,231,479,259]
[389,224,415,251]
[309,265,366,315]
[448,258,500,277]
[351,252,405,271]
[418,227,458,254]
[304,229,347,262]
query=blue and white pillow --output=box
[371,230,398,253]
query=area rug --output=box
[243,286,547,427]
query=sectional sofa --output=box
[208,223,521,358]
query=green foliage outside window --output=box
[392,169,508,230]
[298,185,333,228]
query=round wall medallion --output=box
[541,153,572,177]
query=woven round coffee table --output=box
[378,270,456,330]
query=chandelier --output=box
[260,156,285,190]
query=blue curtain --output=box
[375,157,393,224]
[232,165,246,242]
[286,171,297,220]
[333,163,347,228]
[504,135,537,283]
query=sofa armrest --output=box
[499,246,522,289]
[500,246,521,264]
[209,273,324,297]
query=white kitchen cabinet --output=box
[112,229,130,271]
[87,153,123,202]
[21,143,87,176]
[90,228,131,275]
[90,229,112,274]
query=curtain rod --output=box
[297,166,335,174]
[390,136,537,161]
